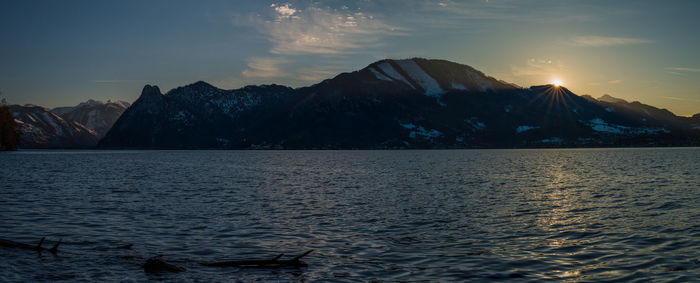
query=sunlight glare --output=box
[551,79,563,87]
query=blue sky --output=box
[1,0,699,115]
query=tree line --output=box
[0,90,20,150]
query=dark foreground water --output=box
[1,149,699,282]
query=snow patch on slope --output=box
[540,137,564,143]
[409,126,442,139]
[465,69,493,92]
[451,83,468,91]
[394,59,444,97]
[588,118,670,134]
[42,112,64,136]
[85,110,97,130]
[369,67,392,81]
[516,125,539,133]
[377,62,414,89]
[465,117,486,131]
[400,122,441,139]
[589,118,623,133]
[399,122,416,129]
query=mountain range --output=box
[51,99,130,138]
[10,100,129,148]
[98,58,700,149]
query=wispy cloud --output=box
[511,58,562,77]
[419,0,593,27]
[240,57,343,84]
[92,80,148,83]
[270,3,299,21]
[246,3,404,55]
[241,57,288,79]
[608,79,623,84]
[568,36,651,47]
[296,65,345,82]
[660,96,686,101]
[665,67,700,73]
[229,3,406,86]
[659,96,700,103]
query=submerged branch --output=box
[201,250,313,268]
[3,236,313,274]
[0,237,61,254]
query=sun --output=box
[551,79,563,87]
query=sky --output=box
[1,0,699,116]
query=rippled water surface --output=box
[1,149,699,282]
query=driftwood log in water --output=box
[115,243,133,249]
[143,256,186,273]
[201,250,313,268]
[141,250,313,274]
[0,237,60,254]
[95,243,134,251]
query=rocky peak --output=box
[137,85,163,102]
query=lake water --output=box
[1,149,699,282]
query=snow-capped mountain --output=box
[99,58,700,149]
[360,58,517,96]
[51,99,130,138]
[10,105,98,148]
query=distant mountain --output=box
[692,114,700,131]
[10,105,98,148]
[598,94,628,104]
[51,99,130,138]
[99,58,700,149]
